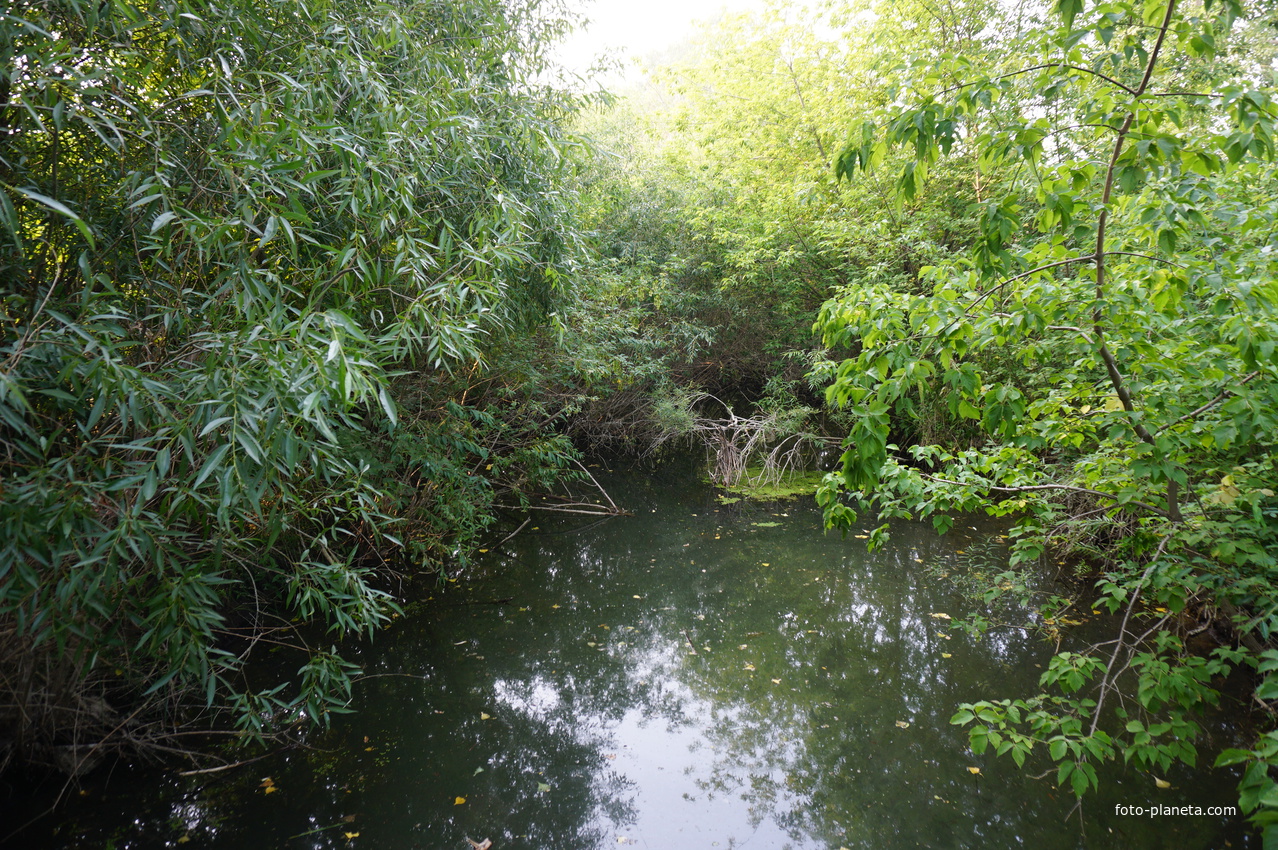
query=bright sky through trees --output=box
[556,0,768,81]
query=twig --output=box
[1156,371,1263,434]
[916,472,1171,518]
[1087,533,1173,736]
[571,457,621,513]
[495,504,621,516]
[177,753,271,777]
[491,517,531,550]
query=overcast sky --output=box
[554,0,769,82]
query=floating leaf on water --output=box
[538,782,551,792]
[771,678,782,684]
[633,595,641,599]
[454,796,466,805]
[738,644,748,650]
[1155,777,1171,789]
[930,613,952,620]
[344,832,359,840]
[473,766,485,775]
[466,839,492,850]
[761,562,770,566]
[587,641,597,647]
[744,663,756,671]
[478,549,488,553]
[177,836,190,845]
[967,767,982,776]
[551,604,561,609]
[480,712,492,720]
[942,652,953,658]
[895,720,910,729]
[854,534,868,539]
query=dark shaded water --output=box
[6,465,1256,848]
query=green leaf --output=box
[1057,0,1084,30]
[14,186,95,248]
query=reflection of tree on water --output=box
[26,472,1250,849]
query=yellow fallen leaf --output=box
[771,678,781,684]
[930,612,952,620]
[633,595,641,599]
[761,562,770,566]
[942,652,953,658]
[344,832,360,839]
[177,837,190,845]
[1155,777,1171,789]
[895,720,910,729]
[478,549,488,553]
[738,644,748,650]
[480,712,492,720]
[264,786,278,794]
[744,663,756,671]
[551,604,560,609]
[455,796,467,805]
[967,767,982,776]
[854,534,868,539]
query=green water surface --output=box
[11,464,1255,849]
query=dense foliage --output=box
[0,0,587,768]
[569,0,1278,834]
[815,0,1278,833]
[6,0,1278,835]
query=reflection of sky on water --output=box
[14,467,1255,849]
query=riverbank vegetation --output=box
[4,0,1278,837]
[0,0,601,774]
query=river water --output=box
[9,462,1255,848]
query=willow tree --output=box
[0,0,583,770]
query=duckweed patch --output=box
[716,469,825,501]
